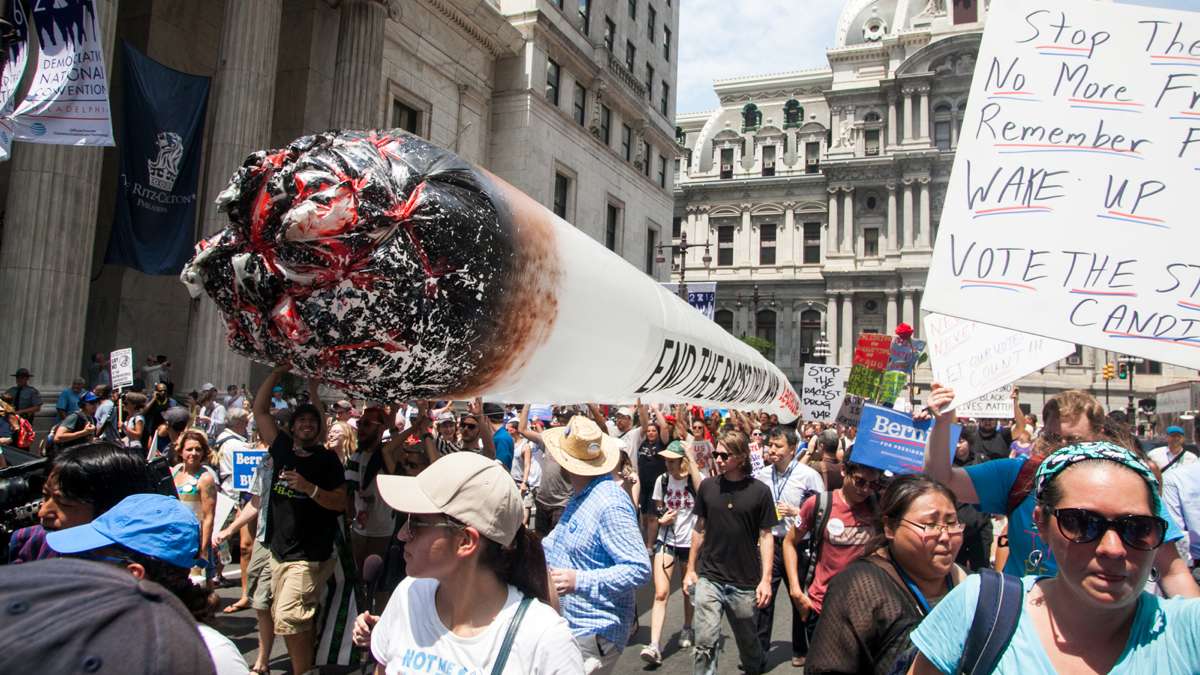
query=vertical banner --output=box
[6,0,113,146]
[801,363,849,422]
[922,0,1200,370]
[0,0,29,159]
[661,281,716,320]
[105,42,209,275]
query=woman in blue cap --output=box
[46,492,252,674]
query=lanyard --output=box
[887,552,953,615]
[771,458,798,502]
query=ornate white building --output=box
[673,0,1190,416]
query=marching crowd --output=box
[2,362,1200,675]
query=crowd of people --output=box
[2,361,1199,675]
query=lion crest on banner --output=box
[147,131,184,191]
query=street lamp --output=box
[656,230,712,299]
[735,283,776,309]
[813,332,831,365]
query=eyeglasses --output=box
[1052,508,1167,551]
[847,474,884,491]
[711,451,731,460]
[461,423,478,430]
[901,518,966,537]
[398,515,465,541]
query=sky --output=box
[676,0,1198,116]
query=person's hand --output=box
[271,363,291,376]
[280,469,314,496]
[518,481,527,495]
[658,508,677,526]
[776,502,799,518]
[550,568,577,596]
[926,383,957,426]
[468,397,483,416]
[682,570,698,598]
[1011,386,1020,401]
[790,588,813,619]
[212,528,229,548]
[755,578,773,609]
[351,611,379,648]
[83,422,96,436]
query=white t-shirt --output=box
[511,438,543,489]
[652,473,696,548]
[1149,446,1197,472]
[197,623,251,675]
[372,577,583,675]
[753,459,825,538]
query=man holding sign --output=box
[961,387,1026,462]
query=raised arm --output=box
[253,365,289,446]
[517,404,543,444]
[1010,386,1026,439]
[472,398,496,460]
[586,403,608,432]
[920,383,978,504]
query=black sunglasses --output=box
[461,422,478,430]
[711,451,731,460]
[1052,508,1166,551]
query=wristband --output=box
[309,485,319,499]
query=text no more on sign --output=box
[922,0,1200,371]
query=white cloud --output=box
[677,0,843,115]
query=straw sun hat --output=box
[541,415,623,476]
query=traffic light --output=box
[1102,363,1115,380]
[1118,363,1128,380]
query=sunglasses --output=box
[848,474,884,491]
[711,451,732,460]
[461,423,478,430]
[1052,508,1166,551]
[399,515,465,540]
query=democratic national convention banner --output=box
[4,0,113,147]
[852,403,961,475]
[106,42,209,275]
[0,0,30,160]
[182,130,801,422]
[662,281,716,321]
[922,0,1200,371]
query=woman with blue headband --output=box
[907,441,1200,674]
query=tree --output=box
[740,335,775,360]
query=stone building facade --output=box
[673,0,1190,416]
[0,0,679,397]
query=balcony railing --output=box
[606,52,646,99]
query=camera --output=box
[0,456,49,552]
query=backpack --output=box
[11,415,34,449]
[802,491,834,588]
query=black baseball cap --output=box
[0,558,216,674]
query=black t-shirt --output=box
[694,475,778,588]
[637,437,667,502]
[964,426,1012,461]
[57,411,94,448]
[266,432,346,562]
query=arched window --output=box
[799,309,822,363]
[863,111,881,123]
[755,309,777,361]
[742,103,762,132]
[715,309,734,334]
[783,99,804,128]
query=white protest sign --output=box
[922,0,1200,370]
[924,313,1073,410]
[956,385,1016,419]
[109,348,133,389]
[801,364,850,422]
[835,394,865,429]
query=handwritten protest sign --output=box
[801,364,850,422]
[232,448,266,492]
[922,0,1200,371]
[924,313,1074,410]
[957,384,1016,419]
[852,404,961,475]
[835,394,865,429]
[886,338,926,376]
[847,333,893,399]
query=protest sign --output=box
[184,130,800,421]
[846,333,892,399]
[109,348,133,389]
[852,403,961,475]
[801,364,849,422]
[923,313,1074,410]
[232,448,266,492]
[957,385,1016,419]
[835,394,865,429]
[922,0,1200,370]
[886,338,926,376]
[879,371,909,406]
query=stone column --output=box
[886,183,898,254]
[0,0,120,390]
[739,204,753,266]
[918,87,931,141]
[827,188,840,255]
[902,181,915,250]
[902,290,915,328]
[830,106,842,147]
[185,0,284,390]
[841,188,855,254]
[887,96,898,147]
[780,202,795,266]
[919,179,933,249]
[826,293,840,364]
[903,89,914,142]
[886,291,899,331]
[841,293,855,363]
[331,0,392,129]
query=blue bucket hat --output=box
[1166,425,1185,435]
[46,494,200,569]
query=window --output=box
[1066,344,1084,366]
[645,228,658,274]
[715,309,734,334]
[663,26,671,60]
[672,216,681,238]
[759,224,776,264]
[628,0,636,19]
[803,222,821,263]
[647,5,656,40]
[865,129,880,156]
[783,99,803,128]
[658,156,667,188]
[933,103,953,151]
[1135,360,1163,375]
[599,105,612,144]
[605,203,621,251]
[625,41,636,72]
[643,142,652,176]
[805,141,821,174]
[717,225,734,266]
[603,17,615,51]
[756,309,777,360]
[573,83,587,125]
[720,147,733,179]
[391,100,422,135]
[660,82,669,116]
[579,0,590,34]
[800,309,822,362]
[553,172,571,219]
[546,59,560,105]
[645,63,654,100]
[621,124,632,160]
[953,0,977,24]
[762,145,776,176]
[865,228,879,256]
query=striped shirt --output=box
[542,475,650,650]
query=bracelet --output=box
[309,485,319,499]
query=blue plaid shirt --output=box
[543,475,650,649]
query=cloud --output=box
[677,0,843,115]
